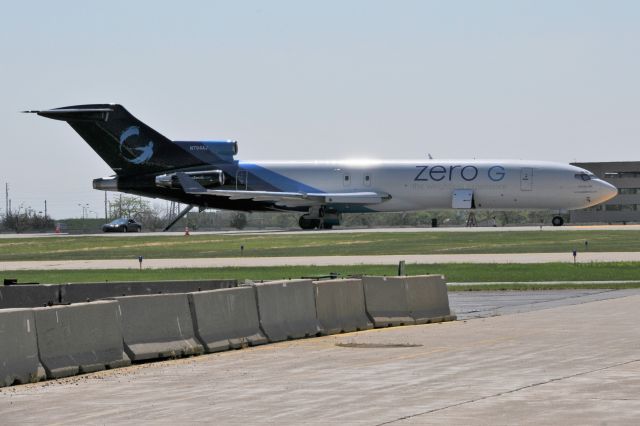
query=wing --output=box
[176,172,390,207]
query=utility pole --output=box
[5,183,8,216]
[104,192,108,220]
[44,200,47,218]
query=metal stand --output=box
[163,204,194,231]
[466,212,477,227]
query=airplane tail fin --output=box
[27,104,212,176]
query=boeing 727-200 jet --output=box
[28,104,617,229]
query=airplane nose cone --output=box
[597,180,618,203]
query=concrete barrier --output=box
[362,276,415,328]
[116,294,204,361]
[0,284,60,309]
[0,308,45,387]
[253,280,319,342]
[188,287,267,353]
[0,281,237,309]
[33,301,130,379]
[313,279,372,335]
[60,280,237,304]
[405,275,456,324]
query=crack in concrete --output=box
[493,289,617,311]
[377,358,640,425]
[458,289,621,318]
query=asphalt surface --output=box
[1,289,639,424]
[449,288,640,319]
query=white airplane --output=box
[28,104,618,229]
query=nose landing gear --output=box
[552,216,564,226]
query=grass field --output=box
[2,262,639,286]
[1,230,640,261]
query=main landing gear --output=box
[551,216,564,227]
[299,206,341,230]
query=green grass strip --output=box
[1,230,640,260]
[1,262,639,286]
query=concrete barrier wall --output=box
[362,276,415,328]
[0,280,237,309]
[188,287,267,353]
[0,308,45,387]
[0,285,60,309]
[60,280,237,304]
[253,280,319,342]
[116,294,204,361]
[1,275,456,388]
[405,275,455,324]
[313,279,372,335]
[33,301,130,379]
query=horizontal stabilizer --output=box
[24,107,114,122]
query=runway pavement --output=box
[2,290,638,424]
[1,251,640,271]
[1,223,639,239]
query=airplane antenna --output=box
[428,153,433,159]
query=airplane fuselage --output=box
[109,159,616,214]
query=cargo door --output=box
[452,189,474,209]
[520,168,533,191]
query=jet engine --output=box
[155,170,225,189]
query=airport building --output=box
[570,161,640,224]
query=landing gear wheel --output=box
[299,216,321,230]
[552,216,564,227]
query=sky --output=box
[1,1,639,218]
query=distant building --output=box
[570,161,640,224]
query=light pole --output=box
[77,203,89,219]
[78,203,89,233]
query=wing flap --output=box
[176,172,389,206]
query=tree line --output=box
[0,195,564,233]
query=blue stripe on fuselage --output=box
[239,162,324,193]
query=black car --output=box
[102,218,142,233]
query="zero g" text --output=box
[414,165,506,182]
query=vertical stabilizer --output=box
[30,104,209,176]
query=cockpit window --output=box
[575,173,592,181]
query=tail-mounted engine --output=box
[155,170,225,189]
